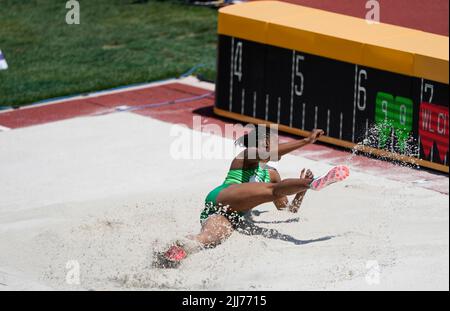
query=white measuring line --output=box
[229,37,235,112]
[289,50,296,127]
[352,64,358,143]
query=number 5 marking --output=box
[294,54,305,96]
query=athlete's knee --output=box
[203,229,232,248]
[200,215,233,246]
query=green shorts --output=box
[200,184,245,228]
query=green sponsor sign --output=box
[375,92,413,152]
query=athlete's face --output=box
[264,133,278,151]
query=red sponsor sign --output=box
[419,102,449,162]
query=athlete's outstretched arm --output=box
[241,129,324,163]
[273,129,324,159]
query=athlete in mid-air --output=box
[157,127,349,267]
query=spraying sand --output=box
[0,112,448,290]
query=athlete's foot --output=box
[164,244,187,262]
[309,165,349,191]
[153,244,187,269]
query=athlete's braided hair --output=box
[235,125,274,149]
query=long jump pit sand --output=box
[0,97,448,291]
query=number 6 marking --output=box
[357,69,368,111]
[352,65,368,142]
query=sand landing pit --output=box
[0,112,448,290]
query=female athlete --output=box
[157,127,349,267]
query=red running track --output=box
[0,83,213,129]
[281,0,449,36]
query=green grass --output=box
[0,0,218,107]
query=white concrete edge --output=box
[177,76,216,91]
[0,125,11,132]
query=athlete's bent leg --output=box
[188,214,234,248]
[159,215,233,266]
[216,176,313,213]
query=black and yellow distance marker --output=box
[214,1,449,173]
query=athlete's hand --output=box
[306,129,324,144]
[299,168,314,182]
[304,169,314,180]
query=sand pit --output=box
[0,112,448,290]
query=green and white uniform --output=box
[200,164,272,226]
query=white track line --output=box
[0,76,215,115]
[0,125,11,132]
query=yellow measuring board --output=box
[218,1,449,83]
